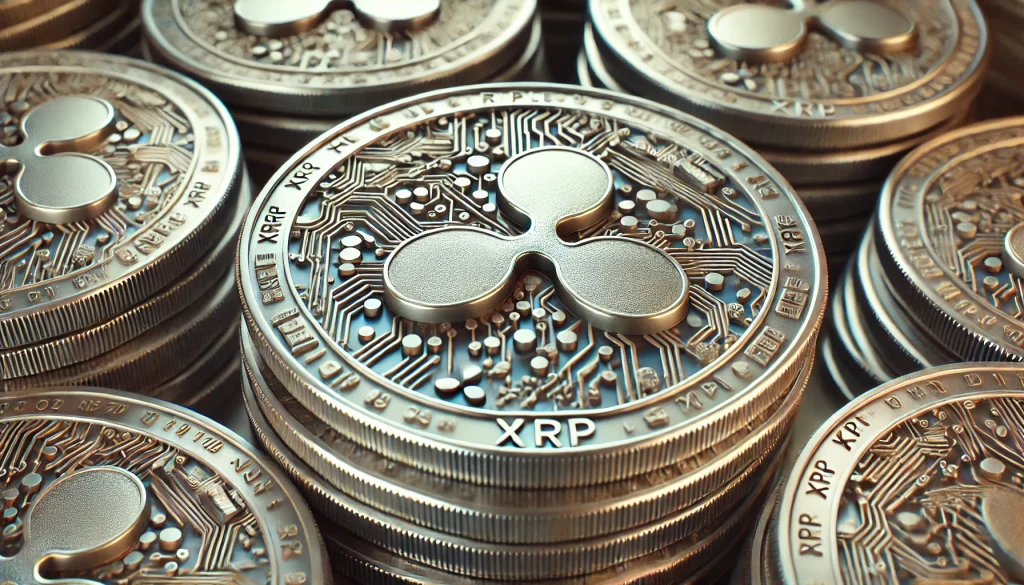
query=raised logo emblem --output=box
[234,0,441,37]
[383,147,690,336]
[1,96,118,224]
[707,0,917,63]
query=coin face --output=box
[590,0,987,149]
[239,84,826,487]
[877,117,1024,362]
[142,0,536,115]
[777,363,1024,584]
[0,50,241,348]
[0,387,328,584]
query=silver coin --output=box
[148,323,239,405]
[0,50,242,348]
[0,386,329,585]
[238,84,826,488]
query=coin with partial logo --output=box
[0,386,329,585]
[775,363,1024,585]
[589,0,988,150]
[0,50,242,349]
[238,84,827,489]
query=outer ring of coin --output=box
[0,386,330,585]
[775,362,1024,585]
[876,116,1024,362]
[238,83,827,489]
[141,0,537,117]
[0,50,241,348]
[589,0,989,150]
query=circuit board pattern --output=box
[286,108,773,412]
[922,145,1024,321]
[0,72,196,291]
[179,0,494,70]
[0,418,269,583]
[628,0,950,100]
[836,396,1024,584]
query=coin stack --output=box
[0,386,331,585]
[0,0,141,53]
[0,51,246,415]
[822,117,1024,399]
[140,0,544,189]
[735,362,1024,585]
[977,0,1024,116]
[583,0,988,270]
[236,83,827,584]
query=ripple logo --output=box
[707,0,917,64]
[0,96,118,224]
[383,147,690,336]
[234,0,440,37]
[0,467,150,583]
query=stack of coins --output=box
[583,0,988,269]
[735,362,1024,585]
[0,51,246,414]
[541,0,586,82]
[977,0,1024,115]
[0,0,141,53]
[0,386,331,585]
[822,117,1024,400]
[236,84,827,584]
[140,0,543,189]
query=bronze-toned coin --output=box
[0,386,329,585]
[876,116,1024,362]
[40,3,139,50]
[0,50,242,348]
[238,84,827,489]
[0,0,72,27]
[0,0,120,49]
[590,0,989,150]
[776,363,1024,585]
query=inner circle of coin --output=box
[141,0,536,116]
[0,387,329,585]
[589,0,988,150]
[776,363,1024,585]
[0,50,241,349]
[238,83,826,488]
[877,117,1024,362]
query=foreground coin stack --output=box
[0,51,245,413]
[736,363,1024,585]
[0,386,331,584]
[236,84,827,583]
[0,0,140,53]
[977,0,1024,116]
[140,0,544,188]
[583,0,988,268]
[823,117,1024,399]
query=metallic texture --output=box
[0,0,120,50]
[238,84,826,488]
[142,0,537,116]
[234,0,441,36]
[0,386,329,584]
[0,51,241,349]
[876,117,1024,362]
[589,0,989,149]
[777,363,1024,584]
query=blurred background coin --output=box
[0,0,141,53]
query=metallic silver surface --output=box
[234,0,441,36]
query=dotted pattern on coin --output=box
[877,117,1024,362]
[777,363,1024,585]
[239,84,826,488]
[0,387,328,585]
[590,0,987,149]
[0,50,239,349]
[142,0,535,115]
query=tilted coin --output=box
[776,363,1024,585]
[0,50,242,348]
[238,84,827,489]
[142,0,537,116]
[0,386,329,584]
[876,117,1024,362]
[242,323,808,547]
[589,0,988,149]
